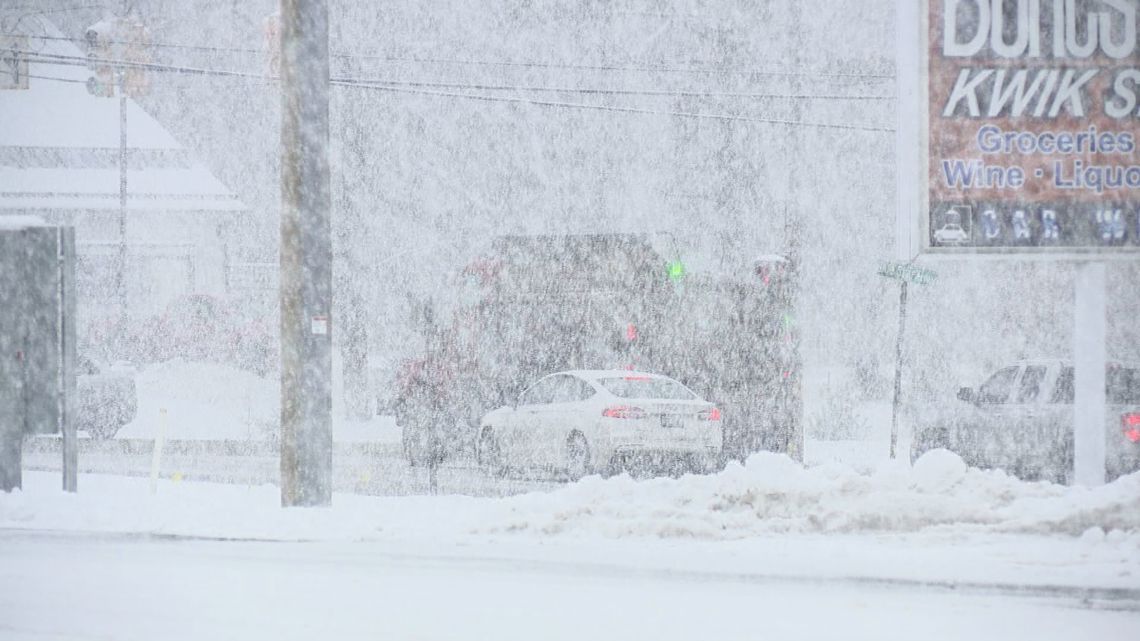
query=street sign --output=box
[905,0,1139,256]
[878,261,937,285]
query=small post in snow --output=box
[149,408,168,494]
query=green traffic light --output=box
[666,260,685,282]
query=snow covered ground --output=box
[10,360,1140,638]
[2,460,1139,640]
[2,529,1137,641]
[5,453,1139,584]
[113,359,400,443]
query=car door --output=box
[960,365,1022,468]
[507,376,559,466]
[1003,364,1051,472]
[533,375,596,468]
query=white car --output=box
[477,370,723,480]
[933,222,969,246]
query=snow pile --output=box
[0,472,483,542]
[116,359,279,441]
[4,452,1138,545]
[486,451,1140,539]
[113,359,400,442]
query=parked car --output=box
[911,360,1140,482]
[476,370,723,480]
[76,356,137,440]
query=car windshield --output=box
[596,376,696,400]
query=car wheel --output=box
[565,432,591,482]
[910,426,949,465]
[478,428,506,477]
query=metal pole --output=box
[116,76,127,347]
[60,227,78,492]
[1073,262,1106,486]
[889,280,908,459]
[279,0,332,507]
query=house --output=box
[0,17,253,349]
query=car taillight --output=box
[1124,413,1140,443]
[698,407,721,421]
[602,405,646,419]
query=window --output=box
[976,367,1019,404]
[1015,366,1048,403]
[1051,366,1140,405]
[519,377,560,405]
[551,377,596,403]
[597,376,697,400]
[1108,367,1140,405]
[1051,367,1074,404]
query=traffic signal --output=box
[752,255,788,287]
[84,17,150,98]
[84,19,116,97]
[666,259,686,283]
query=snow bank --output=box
[3,465,1139,592]
[487,450,1140,539]
[116,359,278,441]
[114,359,400,442]
[4,452,1138,545]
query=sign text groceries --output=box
[939,0,1139,194]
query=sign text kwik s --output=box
[925,0,1139,252]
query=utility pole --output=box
[781,1,805,464]
[117,66,127,343]
[279,0,332,507]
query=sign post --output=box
[878,261,938,459]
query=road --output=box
[1,530,1137,641]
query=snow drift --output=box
[3,451,1138,544]
[488,450,1140,538]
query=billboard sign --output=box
[919,0,1139,254]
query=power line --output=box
[17,51,894,133]
[337,51,895,80]
[5,31,895,80]
[18,50,274,82]
[22,72,86,84]
[335,82,895,133]
[19,50,894,102]
[346,77,894,101]
[3,31,266,56]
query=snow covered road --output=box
[2,530,1137,641]
[5,452,1140,640]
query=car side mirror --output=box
[957,387,975,403]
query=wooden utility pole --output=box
[279,0,332,507]
[781,0,805,463]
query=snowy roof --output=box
[0,214,46,229]
[0,18,246,215]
